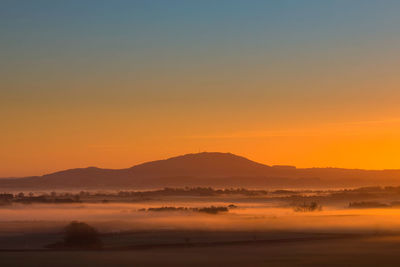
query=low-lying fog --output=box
[2,200,400,234]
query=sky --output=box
[2,0,400,176]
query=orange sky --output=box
[2,1,400,177]
[2,108,400,177]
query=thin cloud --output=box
[185,118,400,140]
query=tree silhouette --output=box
[64,221,102,248]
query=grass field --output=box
[2,232,400,267]
[2,196,400,266]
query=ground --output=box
[2,231,400,266]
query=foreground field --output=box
[2,190,400,266]
[3,232,400,267]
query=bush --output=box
[197,206,228,214]
[293,202,322,212]
[142,205,231,214]
[63,221,102,248]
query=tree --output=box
[63,221,102,248]
[293,202,322,212]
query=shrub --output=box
[197,206,228,214]
[293,202,322,212]
[63,221,102,248]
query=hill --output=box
[1,152,400,190]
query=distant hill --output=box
[1,152,400,190]
[129,152,271,177]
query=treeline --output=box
[140,204,237,214]
[276,185,400,205]
[3,185,400,206]
[348,201,400,209]
[0,187,268,205]
[0,192,81,205]
[113,187,268,197]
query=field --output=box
[2,231,400,266]
[2,188,400,266]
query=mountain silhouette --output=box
[1,152,400,190]
[129,152,271,177]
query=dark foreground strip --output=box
[0,233,371,252]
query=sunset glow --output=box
[2,1,400,177]
[4,2,400,266]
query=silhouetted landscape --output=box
[2,155,400,266]
[3,0,400,265]
[2,152,400,191]
[4,180,400,266]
